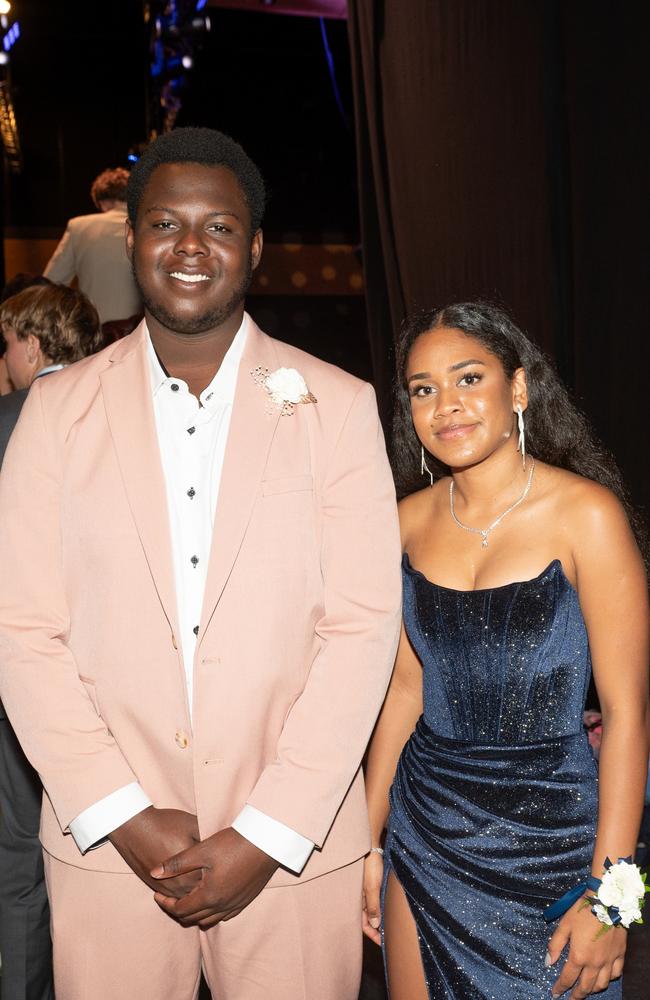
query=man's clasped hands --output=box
[109,806,279,929]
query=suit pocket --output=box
[261,474,313,496]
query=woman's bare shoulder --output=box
[398,480,449,547]
[542,465,628,526]
[538,464,640,572]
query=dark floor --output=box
[198,920,649,998]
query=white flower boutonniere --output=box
[252,366,317,416]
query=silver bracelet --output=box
[369,846,384,856]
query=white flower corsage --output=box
[583,857,648,933]
[252,366,317,416]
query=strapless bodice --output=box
[402,553,591,743]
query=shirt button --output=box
[187,426,196,435]
[193,625,199,636]
[187,487,196,498]
[170,383,179,392]
[191,555,199,567]
[174,730,189,749]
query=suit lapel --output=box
[100,324,179,637]
[198,321,282,641]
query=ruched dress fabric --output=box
[383,554,621,999]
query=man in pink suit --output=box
[0,128,401,999]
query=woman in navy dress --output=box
[362,303,648,999]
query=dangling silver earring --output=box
[516,405,526,469]
[421,446,434,487]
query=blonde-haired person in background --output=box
[0,272,53,395]
[44,166,142,325]
[1,282,102,394]
[0,282,102,1000]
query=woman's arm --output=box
[578,487,649,873]
[549,482,649,1000]
[362,622,423,944]
[366,622,424,845]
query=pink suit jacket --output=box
[0,319,401,886]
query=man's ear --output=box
[512,366,528,413]
[250,229,263,272]
[125,219,135,262]
[25,333,40,365]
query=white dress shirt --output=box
[34,364,65,379]
[69,315,313,873]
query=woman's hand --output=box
[362,851,384,945]
[547,897,626,998]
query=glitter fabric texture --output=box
[382,554,621,999]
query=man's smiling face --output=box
[126,161,262,337]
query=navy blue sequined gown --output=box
[383,554,621,999]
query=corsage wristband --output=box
[586,857,648,929]
[544,856,648,931]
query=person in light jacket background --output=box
[44,167,142,324]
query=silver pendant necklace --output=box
[449,459,536,548]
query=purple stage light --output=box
[207,1,347,19]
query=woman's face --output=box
[406,325,526,470]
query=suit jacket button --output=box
[171,633,178,650]
[175,730,189,749]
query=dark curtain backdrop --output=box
[348,0,649,510]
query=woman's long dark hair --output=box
[392,301,647,559]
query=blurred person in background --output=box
[0,282,102,1000]
[0,283,101,453]
[44,167,142,325]
[0,273,52,395]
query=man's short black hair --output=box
[127,127,266,231]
